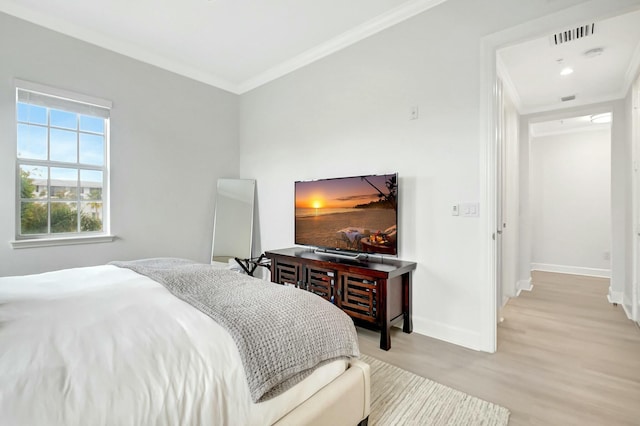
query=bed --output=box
[0,259,370,425]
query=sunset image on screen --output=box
[295,174,398,255]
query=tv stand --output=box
[265,247,417,350]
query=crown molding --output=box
[237,0,449,93]
[530,121,610,138]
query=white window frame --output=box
[11,79,114,249]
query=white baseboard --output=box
[516,278,533,296]
[622,302,633,320]
[607,287,623,305]
[531,263,611,278]
[501,295,510,308]
[411,315,485,352]
[621,292,639,322]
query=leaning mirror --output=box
[211,178,256,263]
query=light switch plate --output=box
[460,202,480,217]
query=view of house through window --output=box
[16,83,111,238]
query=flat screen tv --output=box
[295,173,398,257]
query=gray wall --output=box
[0,13,239,276]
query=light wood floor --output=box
[358,271,640,425]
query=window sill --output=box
[10,235,116,249]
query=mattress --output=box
[0,265,347,425]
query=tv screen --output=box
[295,173,398,256]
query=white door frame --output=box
[495,77,505,322]
[632,75,640,323]
[479,0,640,352]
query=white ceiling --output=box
[0,0,447,94]
[498,8,640,115]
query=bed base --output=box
[273,359,371,426]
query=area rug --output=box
[361,354,510,425]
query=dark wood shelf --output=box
[265,247,417,350]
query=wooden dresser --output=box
[265,247,417,350]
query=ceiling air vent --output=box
[552,23,595,45]
[561,95,576,102]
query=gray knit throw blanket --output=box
[110,258,360,402]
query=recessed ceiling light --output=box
[560,67,574,76]
[590,113,612,124]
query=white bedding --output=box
[0,265,347,426]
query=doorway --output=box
[480,2,640,352]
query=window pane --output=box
[80,115,104,134]
[80,170,102,200]
[81,202,103,232]
[79,133,104,165]
[50,109,77,130]
[20,165,48,199]
[17,103,47,125]
[17,124,47,160]
[16,87,110,239]
[51,202,78,233]
[50,167,77,200]
[50,128,77,163]
[21,201,48,234]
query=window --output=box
[14,80,111,244]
